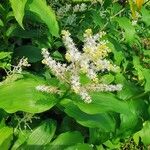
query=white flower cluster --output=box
[57,3,87,18]
[57,4,71,18]
[36,85,60,94]
[12,58,30,74]
[73,3,87,13]
[37,29,122,103]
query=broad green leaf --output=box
[21,119,56,149]
[116,113,141,138]
[65,143,93,150]
[133,121,150,145]
[10,0,28,28]
[26,0,59,36]
[61,100,116,132]
[74,92,130,115]
[46,131,84,150]
[0,126,13,150]
[0,73,57,113]
[115,17,136,43]
[14,45,42,63]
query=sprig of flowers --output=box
[11,57,30,74]
[0,58,30,86]
[37,29,122,103]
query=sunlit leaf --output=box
[9,0,27,28]
[60,99,116,132]
[20,119,56,149]
[0,127,13,150]
[115,17,137,43]
[74,92,131,115]
[133,121,150,145]
[0,73,57,113]
[26,0,59,36]
[46,131,84,150]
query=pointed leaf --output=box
[26,0,59,36]
[61,100,116,132]
[46,131,84,150]
[10,0,27,28]
[74,92,130,115]
[0,127,13,150]
[21,119,56,148]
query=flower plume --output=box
[37,29,122,103]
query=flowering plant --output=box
[37,29,122,103]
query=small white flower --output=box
[12,58,30,74]
[36,85,60,94]
[132,20,137,26]
[80,89,92,103]
[71,75,81,93]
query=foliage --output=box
[0,0,149,149]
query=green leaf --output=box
[26,0,59,36]
[21,119,56,149]
[141,7,150,26]
[132,57,150,92]
[116,113,141,138]
[6,24,44,39]
[0,52,12,60]
[133,121,150,145]
[10,0,28,28]
[61,100,116,132]
[103,140,121,149]
[133,56,144,81]
[0,126,13,150]
[116,99,146,138]
[116,73,141,100]
[0,73,57,113]
[89,128,110,145]
[74,92,130,115]
[0,19,4,27]
[46,131,84,150]
[115,17,136,43]
[91,10,104,28]
[100,74,114,84]
[14,45,42,63]
[11,131,30,150]
[142,68,150,92]
[65,143,93,150]
[108,37,124,65]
